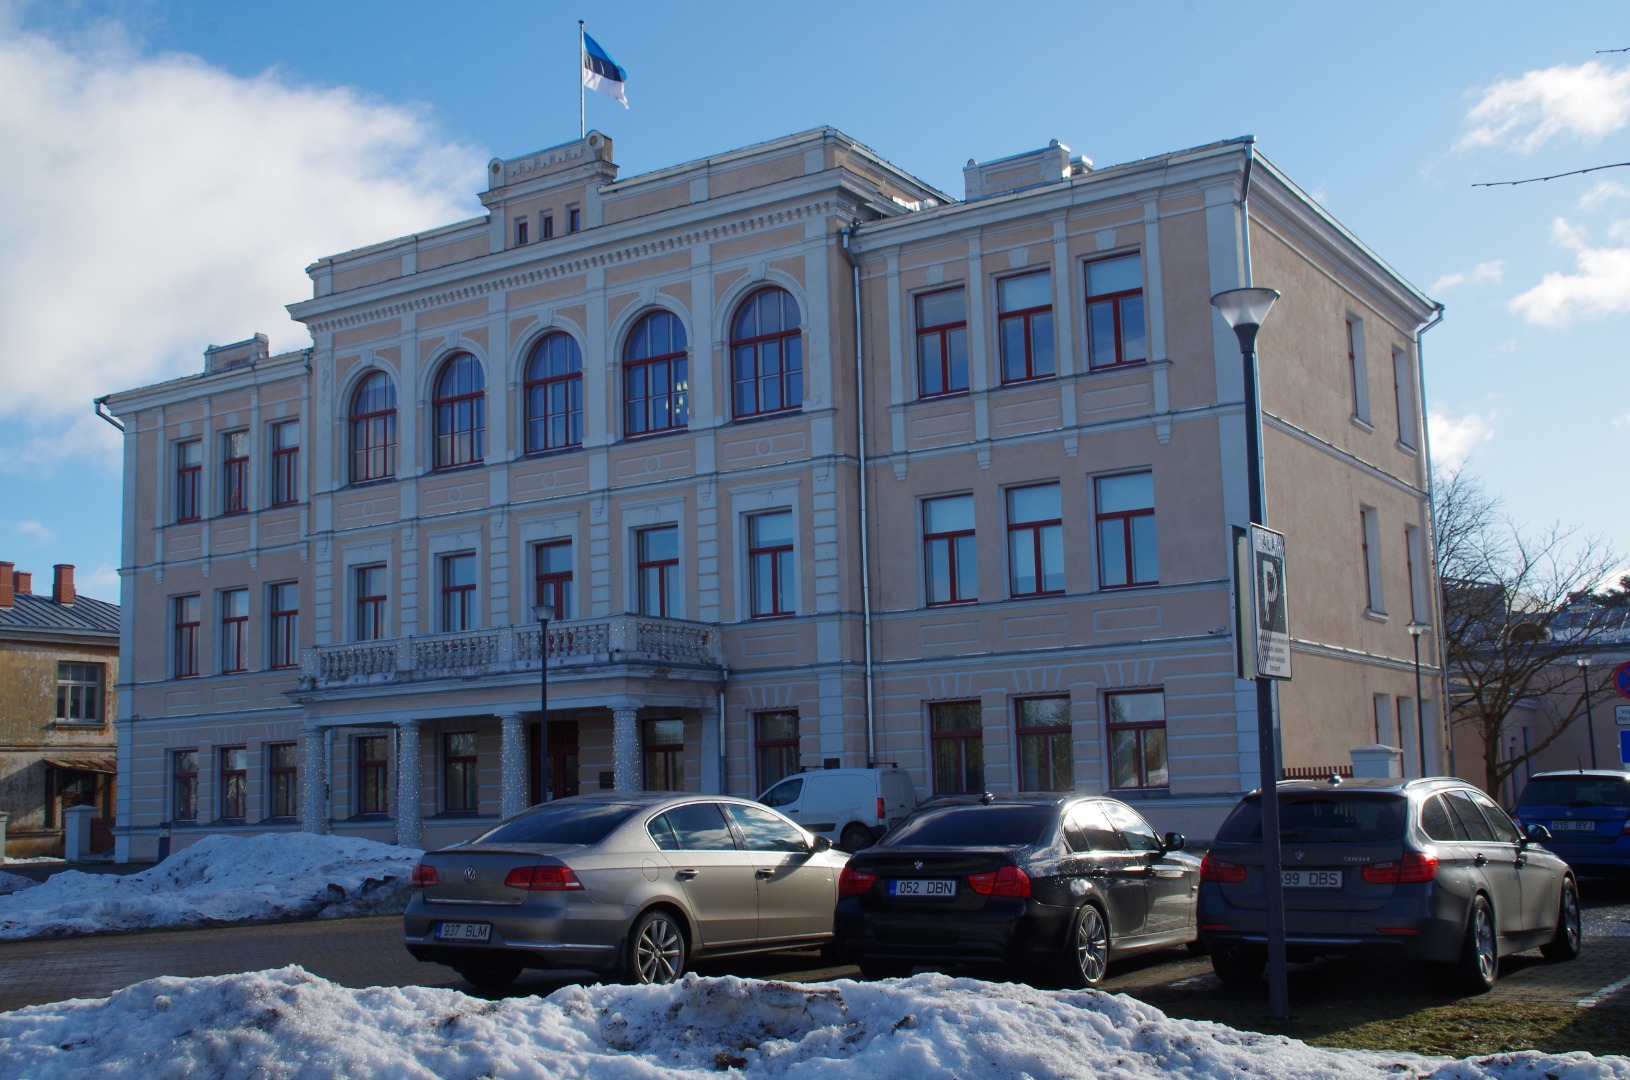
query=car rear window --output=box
[474,801,642,845]
[1216,792,1406,844]
[886,804,1055,847]
[1517,777,1630,809]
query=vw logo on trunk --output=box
[463,867,477,883]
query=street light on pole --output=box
[1210,285,1291,1024]
[1577,657,1598,770]
[534,602,556,802]
[1407,622,1430,776]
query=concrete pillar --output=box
[0,810,9,863]
[397,721,423,848]
[613,706,642,791]
[698,701,722,793]
[63,805,97,862]
[302,726,331,834]
[1350,743,1403,779]
[500,712,527,818]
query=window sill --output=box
[1350,415,1374,433]
[1394,439,1418,456]
[1363,607,1390,623]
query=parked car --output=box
[1513,769,1630,877]
[832,793,1199,986]
[758,766,918,851]
[403,791,848,987]
[1198,776,1581,994]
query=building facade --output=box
[0,563,119,858]
[101,128,1441,861]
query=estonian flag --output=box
[582,33,628,108]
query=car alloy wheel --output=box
[1541,877,1583,962]
[1452,895,1498,994]
[628,909,686,985]
[1059,904,1110,988]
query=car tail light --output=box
[1621,814,1630,836]
[411,863,439,888]
[503,865,585,891]
[1362,852,1438,884]
[967,866,1031,897]
[839,865,877,897]
[877,797,886,821]
[1200,852,1247,883]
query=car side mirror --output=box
[1159,831,1185,853]
[1522,823,1552,846]
[811,834,833,853]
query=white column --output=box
[613,706,642,791]
[698,702,722,793]
[397,721,423,848]
[500,712,527,818]
[301,725,330,835]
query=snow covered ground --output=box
[2,835,1626,1079]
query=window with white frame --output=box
[1361,506,1385,614]
[56,662,103,722]
[1393,347,1418,449]
[1346,317,1370,424]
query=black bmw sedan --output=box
[832,793,1199,986]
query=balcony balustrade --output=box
[303,614,721,689]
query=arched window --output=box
[730,287,802,418]
[623,311,688,436]
[524,333,584,453]
[432,353,485,469]
[348,371,397,483]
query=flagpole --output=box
[579,20,586,138]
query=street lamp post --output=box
[534,602,556,802]
[1210,285,1291,1024]
[1577,657,1598,770]
[1407,622,1430,776]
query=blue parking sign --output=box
[1621,729,1630,767]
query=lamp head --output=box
[533,602,555,623]
[1211,287,1280,353]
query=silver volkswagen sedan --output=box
[403,791,849,987]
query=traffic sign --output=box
[1621,729,1630,768]
[1615,661,1630,699]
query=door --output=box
[1103,800,1193,940]
[1064,801,1149,941]
[1467,788,1558,937]
[721,802,836,940]
[1444,789,1525,945]
[528,719,580,803]
[648,801,758,946]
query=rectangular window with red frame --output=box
[642,717,685,791]
[930,700,984,794]
[637,526,680,618]
[534,539,573,620]
[356,734,389,815]
[355,564,388,642]
[1095,472,1157,588]
[915,287,968,397]
[444,731,478,813]
[1084,253,1147,369]
[220,746,247,819]
[748,510,795,618]
[1106,690,1167,789]
[175,439,202,522]
[440,552,477,633]
[268,581,299,669]
[172,749,199,820]
[173,594,200,678]
[267,742,299,819]
[923,493,977,605]
[219,587,249,673]
[1016,696,1072,791]
[998,271,1054,384]
[754,710,799,791]
[1006,483,1063,597]
[221,430,249,515]
[270,420,299,506]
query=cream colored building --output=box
[100,128,1441,862]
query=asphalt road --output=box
[3,880,1628,1016]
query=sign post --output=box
[1251,525,1290,680]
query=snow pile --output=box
[2,967,1625,1079]
[0,870,40,895]
[0,833,419,939]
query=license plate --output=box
[1551,820,1596,832]
[436,921,492,942]
[1281,869,1342,889]
[888,878,957,898]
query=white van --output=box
[757,767,918,851]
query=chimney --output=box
[0,562,12,608]
[13,570,31,595]
[53,564,76,606]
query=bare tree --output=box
[1435,467,1623,795]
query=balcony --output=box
[302,614,722,690]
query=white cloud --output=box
[1457,60,1630,153]
[1426,410,1495,471]
[1509,217,1630,326]
[0,16,485,470]
[1614,412,1630,430]
[1429,259,1503,293]
[13,520,56,544]
[1579,178,1630,209]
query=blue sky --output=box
[3,0,1626,602]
